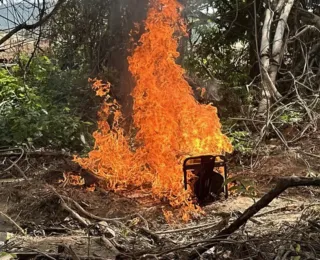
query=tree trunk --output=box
[258,8,273,115]
[258,0,294,115]
[269,0,295,84]
[107,0,148,124]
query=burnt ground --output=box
[1,132,320,259]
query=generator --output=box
[183,155,228,205]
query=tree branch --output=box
[297,7,320,30]
[0,0,66,46]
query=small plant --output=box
[228,130,253,154]
[279,111,303,124]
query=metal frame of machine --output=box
[183,155,228,204]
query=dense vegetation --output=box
[0,0,319,155]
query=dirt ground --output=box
[1,132,320,259]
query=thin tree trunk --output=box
[258,0,294,115]
[258,8,273,115]
[269,0,295,85]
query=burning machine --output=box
[183,155,228,205]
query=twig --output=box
[229,117,280,124]
[60,245,81,260]
[0,211,25,235]
[308,220,320,230]
[7,159,30,183]
[135,213,149,230]
[4,148,24,171]
[139,227,164,245]
[25,248,57,260]
[289,25,318,40]
[60,200,91,227]
[155,221,223,234]
[299,150,320,159]
[254,204,298,218]
[59,195,121,226]
[101,235,120,255]
[54,190,145,226]
[87,232,91,259]
[0,0,66,46]
[0,150,72,158]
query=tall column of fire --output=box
[75,0,232,221]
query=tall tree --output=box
[107,0,148,121]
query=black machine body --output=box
[183,155,228,205]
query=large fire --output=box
[75,0,232,221]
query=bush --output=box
[0,55,97,151]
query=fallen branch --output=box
[155,218,229,235]
[51,187,146,226]
[233,210,263,225]
[0,178,25,184]
[297,7,320,30]
[0,211,25,235]
[101,235,120,255]
[22,248,56,260]
[60,200,91,227]
[59,194,121,226]
[188,177,320,259]
[136,238,242,258]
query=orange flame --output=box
[75,0,232,221]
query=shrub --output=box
[0,55,97,151]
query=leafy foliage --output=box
[228,130,253,154]
[0,55,97,151]
[48,0,110,74]
[184,0,253,111]
[279,111,303,124]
